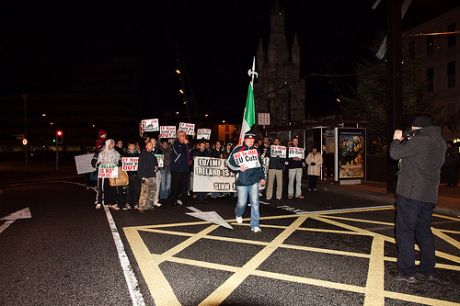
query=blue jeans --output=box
[159,167,171,200]
[395,196,436,276]
[236,183,260,228]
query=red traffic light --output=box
[56,130,63,136]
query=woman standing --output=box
[305,147,323,191]
[96,139,121,210]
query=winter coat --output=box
[306,152,323,176]
[389,126,446,204]
[138,149,158,179]
[97,148,120,167]
[170,140,191,173]
[227,145,265,186]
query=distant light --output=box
[50,122,54,125]
[175,111,180,115]
[41,113,46,117]
[92,124,96,128]
[22,138,28,146]
[205,114,209,117]
[179,89,184,94]
[56,130,63,136]
[183,101,187,105]
[175,69,181,75]
[222,120,226,123]
[336,98,342,103]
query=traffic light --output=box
[56,130,64,144]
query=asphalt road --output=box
[1,178,459,306]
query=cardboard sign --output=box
[141,118,159,132]
[193,157,236,192]
[233,149,261,169]
[159,126,177,139]
[98,164,118,178]
[155,154,164,168]
[270,145,286,158]
[74,153,96,174]
[122,157,138,171]
[179,122,195,136]
[258,113,270,126]
[197,128,211,140]
[288,147,305,159]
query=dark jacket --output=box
[267,146,285,170]
[389,126,446,204]
[210,148,223,159]
[159,146,172,168]
[287,146,304,169]
[138,149,158,179]
[227,145,265,186]
[170,140,191,173]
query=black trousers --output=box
[170,171,190,204]
[308,175,318,189]
[395,196,435,276]
[127,174,140,206]
[97,178,116,205]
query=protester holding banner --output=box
[287,137,304,199]
[96,139,121,210]
[266,138,285,201]
[192,139,210,202]
[227,130,266,233]
[123,142,140,210]
[258,137,270,156]
[159,140,172,201]
[137,141,159,212]
[149,138,162,207]
[170,130,192,206]
[306,147,323,192]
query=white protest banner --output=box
[98,164,118,178]
[193,157,236,192]
[122,157,138,171]
[288,147,305,159]
[159,126,176,139]
[197,128,211,140]
[155,154,164,168]
[74,153,96,174]
[270,145,286,158]
[141,118,159,132]
[179,122,195,136]
[233,149,261,169]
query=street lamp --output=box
[175,69,181,75]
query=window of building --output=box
[426,36,434,55]
[447,61,456,88]
[426,68,434,92]
[408,41,415,59]
[447,24,456,48]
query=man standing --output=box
[192,139,209,202]
[389,116,446,282]
[266,137,284,201]
[159,139,172,201]
[287,137,304,199]
[137,141,159,213]
[227,130,266,233]
[170,130,192,206]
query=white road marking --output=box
[0,207,32,235]
[0,220,15,235]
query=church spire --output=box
[267,0,289,63]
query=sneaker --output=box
[251,227,262,233]
[236,216,243,224]
[95,203,102,209]
[313,188,318,192]
[123,205,132,211]
[415,272,436,281]
[134,205,139,210]
[111,204,120,211]
[308,188,312,192]
[266,197,272,201]
[153,202,162,207]
[296,195,304,199]
[176,199,183,205]
[393,272,416,283]
[288,195,293,200]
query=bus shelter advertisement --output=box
[334,128,365,182]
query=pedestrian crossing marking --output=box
[124,206,460,306]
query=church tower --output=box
[254,1,306,128]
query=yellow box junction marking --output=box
[123,206,460,306]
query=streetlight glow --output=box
[179,89,184,94]
[175,69,181,75]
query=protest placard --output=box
[197,128,211,140]
[154,154,164,168]
[159,126,176,139]
[74,153,96,174]
[270,145,287,158]
[179,122,195,136]
[232,149,261,169]
[122,157,139,171]
[288,147,305,159]
[98,164,118,178]
[141,118,159,132]
[193,157,236,192]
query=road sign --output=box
[258,113,270,126]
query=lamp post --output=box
[22,94,28,165]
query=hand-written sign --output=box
[288,147,305,159]
[98,164,118,178]
[159,126,176,139]
[197,128,211,140]
[154,154,164,168]
[141,118,159,132]
[270,145,286,158]
[233,149,261,169]
[179,122,195,136]
[193,157,236,192]
[74,153,96,174]
[122,157,138,171]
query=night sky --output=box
[1,0,459,126]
